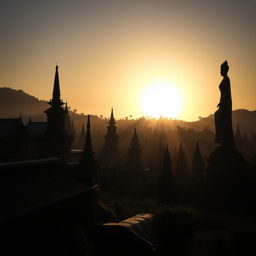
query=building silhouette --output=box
[190,142,204,185]
[0,118,27,161]
[79,115,97,185]
[126,128,143,174]
[100,108,120,168]
[235,124,243,148]
[157,146,175,204]
[175,143,189,186]
[26,118,47,158]
[44,65,71,157]
[64,102,73,139]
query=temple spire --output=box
[50,65,64,107]
[109,108,115,126]
[84,115,93,154]
[65,101,68,113]
[190,141,204,185]
[80,115,97,185]
[157,145,175,205]
[132,128,138,142]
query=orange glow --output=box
[140,82,182,119]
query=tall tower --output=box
[44,65,71,157]
[79,115,97,184]
[158,146,175,204]
[175,143,189,186]
[100,108,120,167]
[64,101,72,137]
[190,142,204,185]
[126,128,143,173]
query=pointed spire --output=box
[129,128,140,151]
[235,124,241,137]
[127,127,143,173]
[162,145,171,172]
[132,128,138,142]
[65,101,68,113]
[80,115,97,185]
[84,115,93,154]
[157,144,174,205]
[175,142,188,185]
[235,123,243,148]
[87,114,91,129]
[193,141,202,159]
[191,141,204,185]
[51,65,64,107]
[179,143,183,152]
[237,124,240,132]
[109,108,115,126]
[163,145,172,172]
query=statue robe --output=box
[214,76,234,145]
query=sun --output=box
[141,82,183,119]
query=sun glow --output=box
[141,82,183,119]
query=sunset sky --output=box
[0,0,255,121]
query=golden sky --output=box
[0,0,255,121]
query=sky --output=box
[0,0,255,121]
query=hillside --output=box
[0,87,256,137]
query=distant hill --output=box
[190,109,256,136]
[0,87,48,120]
[0,87,256,137]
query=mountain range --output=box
[0,87,256,136]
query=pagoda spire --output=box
[109,108,115,126]
[175,142,189,185]
[80,115,97,185]
[83,115,93,154]
[157,145,175,205]
[190,141,204,185]
[131,128,139,145]
[50,65,64,107]
[65,101,68,113]
[44,65,71,157]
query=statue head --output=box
[220,61,229,77]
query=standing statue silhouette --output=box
[214,60,234,145]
